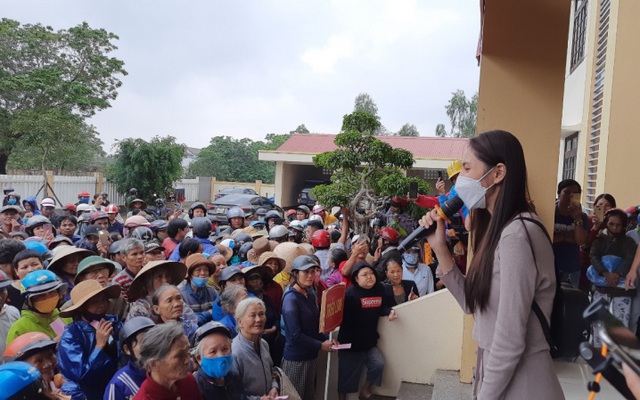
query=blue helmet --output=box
[0,361,44,399]
[21,270,67,298]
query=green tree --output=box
[7,108,105,173]
[436,90,478,138]
[312,111,429,234]
[107,136,184,202]
[396,123,420,137]
[0,19,127,173]
[290,124,309,134]
[186,135,280,184]
[353,93,389,136]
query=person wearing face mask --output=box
[179,254,218,326]
[193,321,245,400]
[401,246,434,297]
[57,279,123,400]
[6,270,69,345]
[419,130,563,399]
[105,316,155,400]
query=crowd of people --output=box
[2,129,640,399]
[0,181,438,400]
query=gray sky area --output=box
[4,1,481,152]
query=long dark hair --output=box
[464,130,533,313]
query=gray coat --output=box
[232,333,278,398]
[440,214,564,400]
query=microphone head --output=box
[439,196,464,219]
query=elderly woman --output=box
[217,284,248,337]
[179,253,218,326]
[57,279,123,399]
[212,266,246,321]
[258,251,285,314]
[127,260,198,338]
[134,321,202,399]
[208,251,229,291]
[151,284,198,344]
[232,297,279,399]
[193,321,245,399]
[383,256,419,306]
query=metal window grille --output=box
[570,0,589,72]
[585,0,611,209]
[562,133,579,180]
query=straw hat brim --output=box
[127,261,187,302]
[59,284,121,318]
[242,265,273,280]
[47,247,94,274]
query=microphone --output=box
[397,196,464,251]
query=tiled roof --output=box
[274,133,469,159]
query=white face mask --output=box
[455,167,496,210]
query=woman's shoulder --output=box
[502,213,548,239]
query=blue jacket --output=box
[438,185,469,219]
[108,220,124,237]
[104,360,146,400]
[22,195,41,215]
[169,236,219,261]
[179,282,217,326]
[58,315,122,400]
[281,288,328,361]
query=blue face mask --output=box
[200,354,233,378]
[192,276,208,288]
[230,255,241,266]
[8,199,16,205]
[403,253,419,266]
[79,197,89,204]
[23,218,29,225]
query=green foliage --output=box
[0,18,127,173]
[7,108,104,172]
[312,111,427,234]
[396,123,420,137]
[353,93,379,116]
[107,136,184,201]
[436,90,478,138]
[186,134,287,184]
[290,124,309,134]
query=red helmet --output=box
[78,190,90,197]
[105,204,119,214]
[63,203,77,212]
[380,227,399,244]
[311,229,331,248]
[4,331,56,361]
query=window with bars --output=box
[570,0,589,72]
[562,133,579,180]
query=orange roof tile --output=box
[275,133,469,159]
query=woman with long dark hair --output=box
[420,130,563,399]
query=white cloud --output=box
[301,35,355,74]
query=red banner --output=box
[319,283,346,333]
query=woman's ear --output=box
[493,163,507,185]
[152,304,160,315]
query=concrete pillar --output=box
[274,162,284,206]
[94,172,104,195]
[467,0,571,382]
[210,177,216,202]
[255,180,262,197]
[44,170,54,198]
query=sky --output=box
[4,0,481,153]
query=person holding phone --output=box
[579,193,617,291]
[552,179,590,288]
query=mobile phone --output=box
[99,230,110,247]
[571,193,581,207]
[594,204,605,222]
[437,171,443,180]
[408,181,419,200]
[42,223,53,237]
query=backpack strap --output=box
[516,216,558,356]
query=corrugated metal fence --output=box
[0,174,274,207]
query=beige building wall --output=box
[584,0,640,208]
